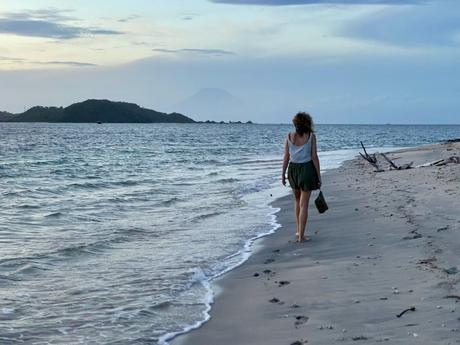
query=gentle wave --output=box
[0,231,151,278]
[159,206,282,345]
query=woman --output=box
[282,112,321,242]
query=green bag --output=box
[315,190,328,214]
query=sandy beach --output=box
[171,142,460,345]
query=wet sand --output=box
[172,142,460,345]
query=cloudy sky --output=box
[0,0,459,123]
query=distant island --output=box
[0,99,195,123]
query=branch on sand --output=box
[416,156,460,168]
[380,152,413,170]
[359,141,412,172]
[359,141,384,172]
[360,142,459,172]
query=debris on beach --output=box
[351,335,369,341]
[290,339,308,345]
[396,306,416,318]
[380,152,413,170]
[402,233,422,240]
[444,295,460,301]
[359,141,384,172]
[359,141,413,171]
[359,141,459,171]
[318,324,334,330]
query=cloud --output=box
[5,8,76,21]
[0,8,123,39]
[152,48,236,56]
[181,13,199,21]
[0,55,97,67]
[118,15,140,23]
[36,61,98,67]
[209,0,421,4]
[0,56,25,62]
[339,1,460,47]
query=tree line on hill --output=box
[0,99,255,124]
[0,99,194,123]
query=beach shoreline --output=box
[171,142,460,345]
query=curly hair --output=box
[292,112,313,136]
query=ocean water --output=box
[1,123,459,344]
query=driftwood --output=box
[416,156,460,168]
[380,152,413,170]
[416,159,444,168]
[434,156,460,166]
[359,142,412,171]
[360,141,458,171]
[359,141,384,172]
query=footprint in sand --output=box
[276,280,290,287]
[263,269,276,278]
[290,339,308,345]
[294,315,309,328]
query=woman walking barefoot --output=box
[281,112,322,242]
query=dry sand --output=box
[172,142,460,345]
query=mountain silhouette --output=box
[173,88,245,121]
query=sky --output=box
[0,0,459,123]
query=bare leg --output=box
[298,190,312,241]
[292,189,301,238]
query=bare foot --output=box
[297,236,311,243]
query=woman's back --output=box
[287,132,312,163]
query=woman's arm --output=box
[282,137,290,186]
[311,134,322,187]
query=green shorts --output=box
[288,161,320,191]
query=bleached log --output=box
[416,157,459,168]
[416,159,444,168]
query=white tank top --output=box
[288,133,312,163]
